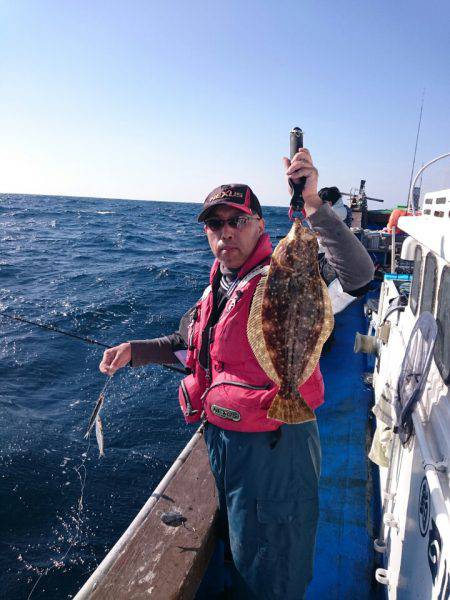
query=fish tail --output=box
[268,389,316,424]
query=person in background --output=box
[99,151,374,599]
[318,186,352,227]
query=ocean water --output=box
[0,193,289,599]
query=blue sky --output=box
[1,1,449,208]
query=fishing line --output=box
[26,375,116,598]
[0,310,187,374]
[26,435,93,600]
[26,368,136,598]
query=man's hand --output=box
[283,148,323,217]
[99,342,131,376]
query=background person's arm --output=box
[309,203,374,293]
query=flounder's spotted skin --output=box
[247,219,334,424]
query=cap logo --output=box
[207,189,245,204]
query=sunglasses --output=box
[204,215,260,232]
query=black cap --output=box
[197,184,263,222]
[318,186,342,206]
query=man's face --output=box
[204,205,265,269]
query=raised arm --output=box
[283,149,374,294]
[308,203,374,293]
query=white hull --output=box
[368,188,450,599]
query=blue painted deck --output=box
[307,297,378,599]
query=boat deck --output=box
[307,297,379,599]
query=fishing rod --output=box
[0,310,111,348]
[0,310,187,375]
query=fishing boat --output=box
[73,159,449,599]
[342,179,385,229]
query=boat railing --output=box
[408,153,450,214]
[74,425,206,599]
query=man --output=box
[318,186,353,227]
[99,149,374,598]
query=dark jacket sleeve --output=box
[129,306,194,367]
[308,203,374,293]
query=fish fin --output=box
[298,280,335,386]
[98,449,105,458]
[268,389,316,424]
[247,277,280,384]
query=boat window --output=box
[425,198,433,204]
[436,197,446,204]
[420,253,437,314]
[435,266,450,384]
[409,246,422,315]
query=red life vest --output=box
[178,233,325,432]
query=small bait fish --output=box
[84,393,105,439]
[84,377,112,439]
[95,414,105,457]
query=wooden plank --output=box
[89,435,218,599]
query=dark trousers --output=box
[204,421,321,600]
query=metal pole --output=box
[407,91,425,210]
[391,226,396,273]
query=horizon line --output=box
[0,191,295,209]
[0,191,390,209]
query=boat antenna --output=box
[0,310,187,374]
[407,89,425,213]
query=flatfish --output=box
[247,219,334,423]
